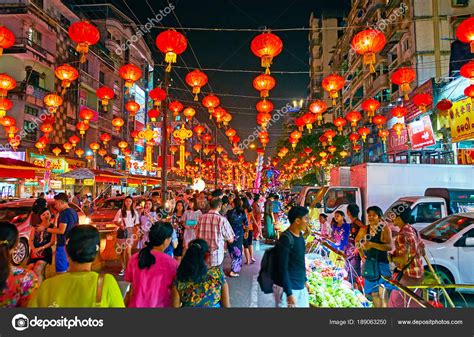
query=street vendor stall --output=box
[58,168,127,197]
[0,157,45,198]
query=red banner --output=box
[387,127,409,153]
[407,115,436,150]
[404,79,434,121]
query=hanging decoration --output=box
[149,87,166,107]
[76,121,89,136]
[361,98,380,122]
[391,67,416,100]
[253,74,275,98]
[100,132,111,146]
[173,124,193,170]
[412,93,433,112]
[112,117,124,132]
[0,73,16,97]
[309,100,327,125]
[155,29,188,72]
[185,69,208,101]
[0,97,12,118]
[250,31,283,74]
[169,100,184,117]
[0,26,15,57]
[43,93,63,114]
[79,108,94,124]
[96,86,114,111]
[68,20,100,63]
[119,63,142,91]
[357,126,371,142]
[351,29,386,73]
[456,17,474,53]
[125,100,140,118]
[55,64,78,95]
[322,74,345,106]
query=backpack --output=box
[257,231,294,294]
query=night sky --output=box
[67,0,350,160]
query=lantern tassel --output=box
[471,41,474,53]
[265,67,271,75]
[166,63,172,72]
[0,48,3,57]
[194,93,198,101]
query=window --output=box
[27,27,42,46]
[323,188,357,213]
[25,106,39,117]
[23,121,38,142]
[80,59,89,73]
[411,202,443,223]
[304,188,321,208]
[60,15,70,27]
[99,71,105,85]
[26,69,41,87]
[454,229,474,247]
[451,0,469,7]
[421,215,474,243]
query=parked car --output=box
[420,213,474,290]
[89,196,145,230]
[0,199,87,265]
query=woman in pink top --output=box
[125,222,178,307]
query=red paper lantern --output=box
[212,107,227,124]
[79,108,95,124]
[43,93,63,113]
[348,132,360,144]
[391,106,408,118]
[319,135,328,147]
[464,84,474,102]
[119,63,142,88]
[35,141,46,153]
[357,126,371,142]
[40,123,53,135]
[290,130,302,140]
[100,133,111,145]
[202,94,220,115]
[194,125,205,136]
[253,74,276,98]
[460,60,474,84]
[131,130,140,142]
[328,145,337,155]
[89,142,100,153]
[361,98,380,122]
[63,142,73,152]
[0,26,15,57]
[351,29,386,73]
[149,87,166,107]
[250,32,283,74]
[289,137,298,149]
[169,100,184,117]
[183,107,196,121]
[323,129,337,144]
[322,74,345,106]
[392,122,405,138]
[456,17,474,53]
[118,141,129,151]
[412,93,433,112]
[256,99,274,114]
[155,30,187,72]
[76,121,89,136]
[309,100,328,114]
[185,69,208,101]
[0,97,12,118]
[69,135,80,147]
[68,21,100,63]
[222,113,232,126]
[96,86,114,111]
[303,147,313,156]
[256,112,272,129]
[55,64,78,94]
[436,99,453,112]
[353,144,361,153]
[148,109,160,122]
[231,136,241,146]
[225,128,237,138]
[125,100,140,117]
[391,67,416,100]
[112,117,124,131]
[202,133,212,144]
[333,117,347,132]
[346,111,362,128]
[193,143,202,153]
[0,73,16,97]
[378,129,389,142]
[372,115,387,129]
[295,117,305,132]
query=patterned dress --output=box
[174,267,225,307]
[0,267,39,308]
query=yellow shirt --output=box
[28,272,125,308]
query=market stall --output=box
[58,168,127,197]
[0,157,45,199]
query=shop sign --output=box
[24,178,39,186]
[404,79,434,121]
[386,127,409,153]
[50,180,62,189]
[448,98,474,143]
[407,115,436,150]
[0,152,26,161]
[64,178,75,185]
[458,149,474,165]
[66,158,86,170]
[30,153,68,174]
[84,179,94,186]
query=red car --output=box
[0,199,86,265]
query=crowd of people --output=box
[0,187,426,309]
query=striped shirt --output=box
[196,210,235,267]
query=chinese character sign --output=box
[449,98,474,143]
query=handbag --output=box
[116,227,128,239]
[185,219,198,227]
[362,257,380,282]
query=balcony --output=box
[367,73,389,97]
[0,0,28,14]
[5,37,55,66]
[79,69,98,90]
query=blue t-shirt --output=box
[164,229,178,257]
[57,208,79,246]
[272,200,282,213]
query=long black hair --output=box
[331,210,347,226]
[66,225,100,263]
[121,196,136,219]
[138,222,173,270]
[232,196,245,215]
[173,200,185,215]
[176,239,209,283]
[0,222,18,291]
[242,197,252,213]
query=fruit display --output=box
[306,256,371,308]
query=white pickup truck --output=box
[298,163,474,228]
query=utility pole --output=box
[214,123,218,189]
[160,70,171,204]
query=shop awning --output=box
[0,158,44,179]
[127,174,160,186]
[58,168,127,184]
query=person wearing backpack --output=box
[388,205,425,308]
[272,206,310,308]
